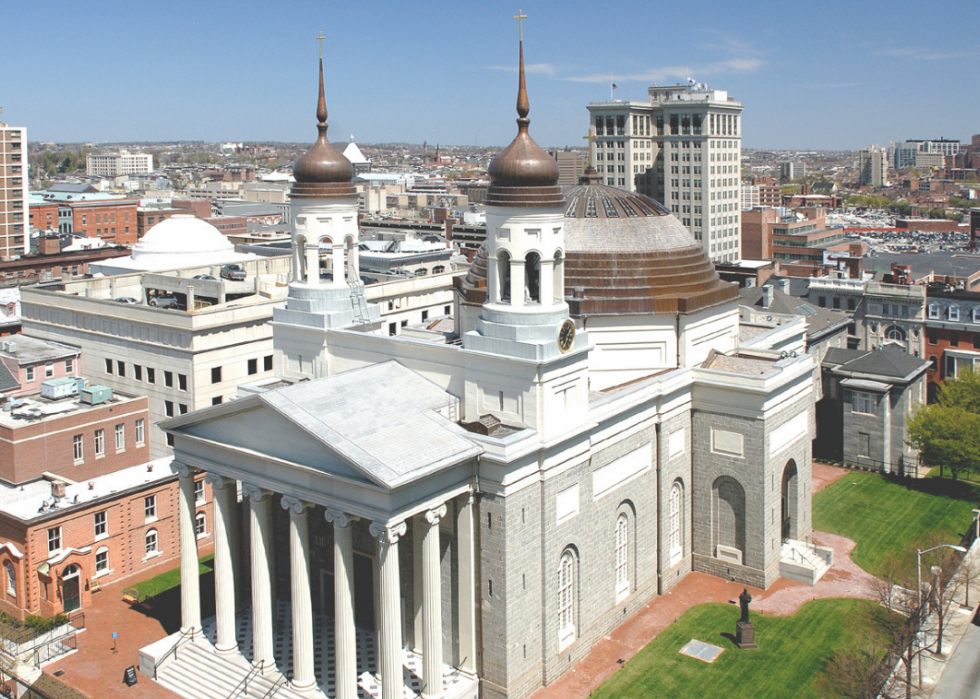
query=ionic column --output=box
[282,497,315,691]
[412,516,424,652]
[370,521,407,699]
[326,509,358,699]
[305,244,320,286]
[540,259,555,309]
[176,465,200,637]
[510,259,525,308]
[456,493,477,674]
[206,474,237,654]
[244,485,275,672]
[422,505,447,699]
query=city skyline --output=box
[2,0,978,150]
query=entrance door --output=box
[62,565,81,613]
[353,553,374,630]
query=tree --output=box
[938,366,980,414]
[906,403,980,479]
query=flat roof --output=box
[0,335,79,365]
[0,387,140,430]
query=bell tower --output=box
[462,15,589,440]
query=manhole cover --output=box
[680,639,724,663]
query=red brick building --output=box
[896,218,962,233]
[740,208,778,260]
[0,461,212,619]
[28,201,60,234]
[0,242,130,285]
[924,286,980,401]
[69,199,139,246]
[0,334,80,400]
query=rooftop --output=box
[0,335,79,365]
[0,458,174,523]
[0,385,139,430]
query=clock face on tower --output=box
[558,319,576,354]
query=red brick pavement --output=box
[812,461,850,494]
[44,559,184,699]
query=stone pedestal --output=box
[735,620,757,649]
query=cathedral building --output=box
[143,32,822,699]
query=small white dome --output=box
[132,215,234,262]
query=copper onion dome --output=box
[484,36,563,207]
[291,57,356,193]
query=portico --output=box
[161,362,482,699]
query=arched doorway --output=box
[497,251,511,302]
[782,460,799,541]
[525,252,541,303]
[62,564,81,613]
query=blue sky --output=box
[2,0,978,150]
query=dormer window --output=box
[973,307,980,324]
[928,304,940,319]
[949,306,960,322]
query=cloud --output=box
[487,63,556,77]
[873,46,980,60]
[565,57,763,84]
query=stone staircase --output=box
[157,640,311,699]
[779,539,833,586]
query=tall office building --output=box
[85,150,154,177]
[859,145,888,187]
[0,119,28,260]
[587,83,744,263]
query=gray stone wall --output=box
[657,411,694,593]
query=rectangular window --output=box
[211,367,221,384]
[73,434,84,462]
[928,304,940,319]
[164,371,173,388]
[195,480,205,505]
[248,358,258,375]
[94,429,105,456]
[852,392,877,415]
[45,362,54,378]
[950,306,960,321]
[115,424,125,450]
[117,361,125,378]
[178,374,187,391]
[165,400,174,417]
[65,358,73,374]
[96,549,108,573]
[47,527,61,553]
[264,355,273,371]
[144,495,157,521]
[105,358,113,374]
[179,404,189,415]
[134,364,142,381]
[95,511,107,538]
[26,366,34,382]
[135,418,145,445]
[147,367,155,384]
[212,396,222,405]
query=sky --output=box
[2,0,978,151]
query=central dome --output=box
[133,215,234,260]
[457,183,737,316]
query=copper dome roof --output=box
[290,58,356,200]
[484,41,563,208]
[455,183,737,316]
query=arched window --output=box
[95,546,109,574]
[669,482,683,566]
[4,562,14,596]
[885,326,906,343]
[615,514,629,603]
[497,251,511,302]
[195,512,207,538]
[557,551,576,651]
[145,529,158,556]
[525,252,541,303]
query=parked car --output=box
[220,264,246,281]
[192,274,218,281]
[113,297,140,305]
[149,295,180,309]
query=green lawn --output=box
[130,554,214,599]
[592,599,894,699]
[813,470,978,578]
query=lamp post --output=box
[915,543,967,687]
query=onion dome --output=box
[290,57,357,200]
[457,183,737,316]
[485,40,563,207]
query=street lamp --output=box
[917,544,968,607]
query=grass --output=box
[813,470,979,578]
[130,554,214,599]
[592,599,895,699]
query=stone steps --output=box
[779,540,832,586]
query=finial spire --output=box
[316,31,325,60]
[316,56,327,130]
[514,9,529,123]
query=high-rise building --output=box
[780,161,805,180]
[85,150,154,177]
[551,149,585,186]
[587,82,744,263]
[859,145,888,187]
[0,120,28,260]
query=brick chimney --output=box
[38,236,61,256]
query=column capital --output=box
[242,484,273,503]
[424,504,448,526]
[460,491,476,507]
[204,473,234,489]
[281,496,314,515]
[325,508,358,528]
[369,521,407,545]
[174,462,198,479]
